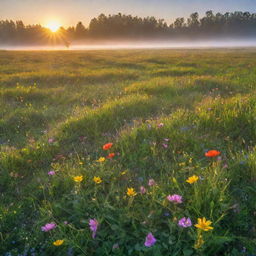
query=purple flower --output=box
[89,218,98,239]
[178,217,192,228]
[140,186,147,194]
[162,143,168,148]
[41,222,56,232]
[167,194,183,204]
[144,232,156,247]
[48,170,56,176]
[148,179,156,187]
[157,123,164,128]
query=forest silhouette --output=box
[1,11,256,45]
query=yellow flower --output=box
[121,170,127,175]
[96,157,105,162]
[186,175,199,184]
[53,240,64,246]
[195,217,214,231]
[93,176,102,184]
[79,161,84,165]
[73,175,83,182]
[127,187,137,197]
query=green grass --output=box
[0,49,256,256]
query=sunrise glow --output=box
[45,21,61,32]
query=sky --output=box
[1,0,256,27]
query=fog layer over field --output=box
[1,39,256,50]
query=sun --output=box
[46,21,61,32]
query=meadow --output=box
[0,49,256,256]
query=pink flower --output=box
[41,222,56,232]
[48,138,55,143]
[167,194,183,204]
[157,123,164,128]
[164,138,169,142]
[140,186,147,194]
[144,232,156,247]
[48,170,56,176]
[148,179,156,186]
[89,218,99,239]
[178,217,192,228]
[162,143,168,148]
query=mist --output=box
[1,38,256,51]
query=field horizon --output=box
[1,49,256,255]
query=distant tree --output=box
[75,22,87,39]
[1,11,256,45]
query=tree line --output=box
[1,11,256,45]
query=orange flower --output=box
[205,150,220,157]
[103,143,113,150]
[107,153,115,159]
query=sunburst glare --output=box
[45,21,61,32]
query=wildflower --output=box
[223,163,228,168]
[162,143,168,148]
[96,157,105,162]
[89,218,99,239]
[157,123,164,128]
[144,233,157,247]
[107,153,115,159]
[79,161,84,165]
[53,240,64,246]
[167,194,183,204]
[148,179,156,186]
[112,243,119,250]
[195,217,214,231]
[140,186,147,194]
[121,170,127,175]
[164,138,169,142]
[178,217,192,228]
[93,176,102,184]
[48,170,56,176]
[73,176,83,182]
[127,187,137,197]
[186,175,199,184]
[41,222,56,232]
[103,143,113,150]
[205,150,221,157]
[48,138,55,143]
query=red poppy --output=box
[102,143,113,150]
[107,153,115,159]
[205,150,221,157]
